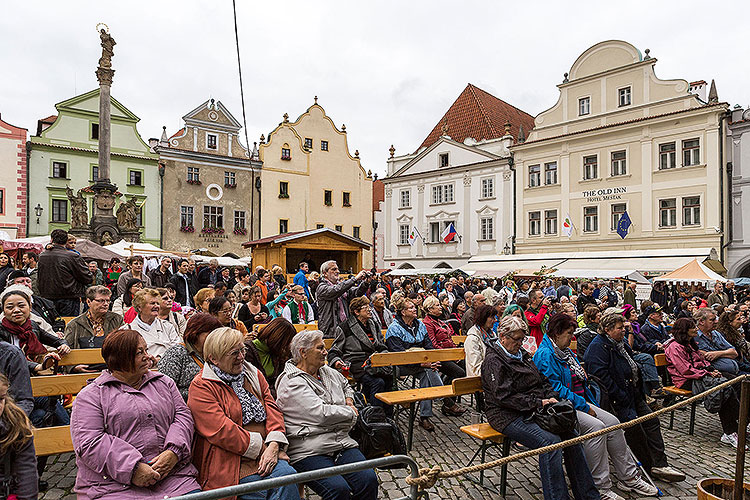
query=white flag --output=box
[408,226,423,245]
[562,214,573,238]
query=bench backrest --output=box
[654,353,667,367]
[32,373,98,398]
[255,322,318,333]
[452,335,467,345]
[369,348,465,367]
[452,376,482,395]
[324,338,334,350]
[57,348,105,367]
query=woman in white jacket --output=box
[464,304,501,377]
[275,330,378,500]
[125,288,181,359]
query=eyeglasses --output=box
[226,346,248,358]
[91,298,111,303]
[219,307,233,314]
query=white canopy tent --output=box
[192,255,247,267]
[653,259,728,287]
[388,268,475,277]
[104,240,187,259]
[550,268,650,284]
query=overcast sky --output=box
[2,1,749,177]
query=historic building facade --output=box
[153,99,261,255]
[726,105,750,277]
[27,89,160,244]
[512,41,729,258]
[259,98,373,269]
[0,114,27,238]
[382,84,534,269]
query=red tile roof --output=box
[417,84,535,151]
[372,179,384,211]
[40,115,57,124]
[169,128,185,140]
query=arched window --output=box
[281,143,291,160]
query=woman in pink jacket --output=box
[664,317,742,448]
[71,329,200,499]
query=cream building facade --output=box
[512,41,729,258]
[259,99,373,270]
[726,106,750,277]
[153,99,260,255]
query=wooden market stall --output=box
[242,228,371,274]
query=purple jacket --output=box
[71,370,200,499]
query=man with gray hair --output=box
[315,261,369,337]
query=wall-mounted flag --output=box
[562,214,573,238]
[440,223,458,243]
[616,211,632,239]
[408,226,423,245]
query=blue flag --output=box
[616,211,632,239]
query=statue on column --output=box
[116,198,139,231]
[66,187,89,229]
[98,28,116,69]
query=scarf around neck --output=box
[1,317,46,357]
[553,341,587,381]
[211,364,266,425]
[604,335,639,383]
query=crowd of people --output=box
[2,228,750,500]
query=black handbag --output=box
[349,405,407,467]
[531,400,578,436]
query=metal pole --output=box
[734,378,750,500]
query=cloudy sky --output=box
[2,1,749,177]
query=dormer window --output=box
[91,123,99,140]
[618,87,631,107]
[281,144,291,160]
[207,133,218,150]
[578,97,590,116]
[304,138,313,149]
[439,153,449,167]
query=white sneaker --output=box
[650,466,686,482]
[619,477,659,496]
[600,490,626,500]
[722,432,739,448]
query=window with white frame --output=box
[544,162,557,185]
[618,87,631,107]
[430,222,441,242]
[224,171,236,186]
[611,150,627,176]
[611,203,626,231]
[583,155,598,180]
[399,224,410,245]
[584,206,598,232]
[320,140,328,151]
[529,211,541,236]
[52,199,68,222]
[234,210,246,230]
[187,166,200,182]
[659,142,676,170]
[481,178,494,199]
[480,217,494,240]
[544,210,558,235]
[203,205,223,229]
[659,199,677,227]
[280,219,289,234]
[682,139,700,166]
[529,164,541,187]
[207,133,218,150]
[579,97,590,116]
[431,184,454,204]
[180,206,194,227]
[399,189,411,208]
[439,153,449,168]
[683,196,700,226]
[52,161,67,178]
[353,226,360,239]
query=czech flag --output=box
[440,223,458,243]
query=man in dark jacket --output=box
[315,261,369,337]
[576,281,598,314]
[37,229,93,316]
[149,257,173,288]
[639,304,670,346]
[169,258,195,307]
[0,341,33,415]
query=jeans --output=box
[503,416,600,500]
[622,398,668,472]
[711,357,740,376]
[293,448,378,500]
[358,372,393,417]
[577,406,637,491]
[632,353,660,393]
[238,460,300,500]
[398,366,444,417]
[438,360,465,407]
[52,298,80,316]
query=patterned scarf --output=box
[553,342,587,381]
[211,364,267,425]
[87,310,105,338]
[604,335,639,383]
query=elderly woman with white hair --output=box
[276,330,378,500]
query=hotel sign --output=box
[581,186,628,202]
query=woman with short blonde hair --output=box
[127,288,181,359]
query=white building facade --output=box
[727,106,750,277]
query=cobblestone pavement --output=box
[41,402,747,500]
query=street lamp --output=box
[34,204,43,224]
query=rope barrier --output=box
[404,374,749,490]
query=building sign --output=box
[198,232,229,248]
[580,186,628,203]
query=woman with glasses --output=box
[189,327,300,500]
[65,285,123,371]
[208,296,249,338]
[157,287,187,337]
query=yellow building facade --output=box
[512,41,729,257]
[259,99,373,270]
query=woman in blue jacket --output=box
[534,314,657,499]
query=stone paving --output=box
[41,402,747,500]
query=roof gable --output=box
[56,89,139,122]
[418,84,535,151]
[243,228,370,249]
[391,136,498,178]
[183,99,243,131]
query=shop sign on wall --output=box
[581,186,628,202]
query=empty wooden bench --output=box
[654,353,697,434]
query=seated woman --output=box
[111,278,143,323]
[665,317,744,448]
[584,311,685,483]
[386,297,464,432]
[71,329,200,499]
[193,288,216,314]
[188,327,299,500]
[157,287,187,337]
[622,305,663,399]
[328,296,391,414]
[575,305,601,360]
[245,317,296,397]
[277,331,378,500]
[717,309,750,362]
[209,296,249,338]
[127,289,181,359]
[239,285,270,332]
[159,313,223,401]
[534,313,657,498]
[482,315,599,500]
[65,285,123,349]
[266,286,291,320]
[423,296,458,349]
[464,305,499,377]
[446,299,466,335]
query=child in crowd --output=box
[0,373,38,500]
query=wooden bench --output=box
[654,353,697,434]
[369,348,465,367]
[460,423,511,495]
[255,322,318,333]
[57,348,105,367]
[452,335,467,345]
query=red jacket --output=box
[525,305,548,346]
[423,314,457,349]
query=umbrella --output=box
[73,239,122,262]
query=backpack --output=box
[349,405,407,467]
